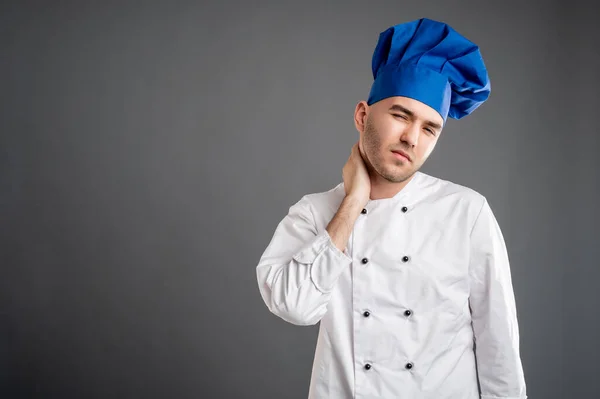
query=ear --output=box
[354,101,369,134]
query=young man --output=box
[256,18,527,399]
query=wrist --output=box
[343,194,367,212]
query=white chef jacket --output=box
[256,171,527,399]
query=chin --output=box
[380,167,413,183]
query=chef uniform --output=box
[256,18,527,399]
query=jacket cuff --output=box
[292,230,352,293]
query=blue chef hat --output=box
[367,18,491,123]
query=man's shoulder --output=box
[418,172,487,207]
[293,182,345,214]
[300,182,345,203]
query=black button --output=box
[364,363,372,370]
[402,255,410,262]
[405,362,413,370]
[361,208,367,214]
[401,206,408,213]
[363,311,370,317]
[404,310,412,317]
[361,258,369,264]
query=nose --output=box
[400,123,419,147]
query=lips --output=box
[392,150,411,162]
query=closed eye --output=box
[392,114,408,120]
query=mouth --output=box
[391,150,411,162]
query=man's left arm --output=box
[468,198,527,399]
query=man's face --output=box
[359,96,443,183]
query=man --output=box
[256,17,527,399]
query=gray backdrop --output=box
[1,1,598,398]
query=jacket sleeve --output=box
[256,195,352,326]
[468,198,527,399]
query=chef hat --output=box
[367,18,491,123]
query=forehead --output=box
[373,96,443,126]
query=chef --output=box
[256,17,527,399]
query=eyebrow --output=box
[389,104,443,130]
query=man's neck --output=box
[368,172,416,200]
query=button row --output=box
[362,309,413,318]
[364,362,414,370]
[360,206,409,215]
[360,256,411,265]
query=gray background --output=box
[1,1,598,398]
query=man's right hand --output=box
[325,142,372,252]
[342,141,371,208]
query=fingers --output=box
[352,141,360,157]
